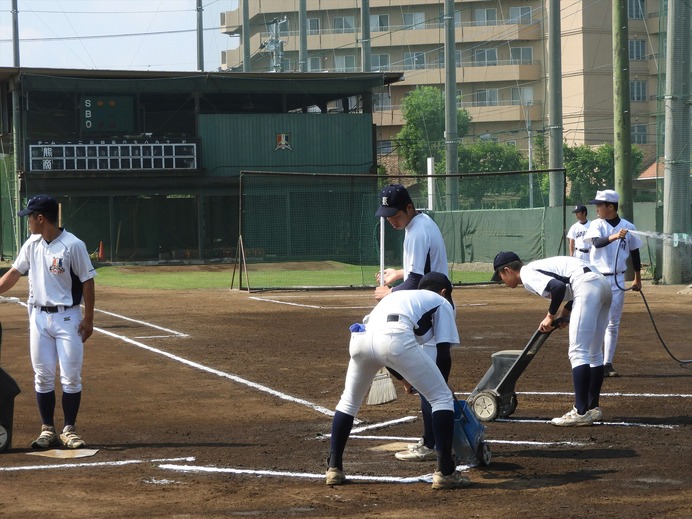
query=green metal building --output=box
[0,68,402,262]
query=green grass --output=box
[93,264,492,290]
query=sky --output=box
[0,0,239,72]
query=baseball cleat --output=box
[604,363,619,377]
[395,443,436,461]
[325,467,346,486]
[30,426,59,449]
[551,406,594,427]
[60,426,86,449]
[588,407,603,421]
[432,470,472,489]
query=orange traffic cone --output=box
[98,241,105,261]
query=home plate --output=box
[369,442,409,452]
[26,449,99,459]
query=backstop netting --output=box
[235,170,569,290]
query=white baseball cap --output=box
[589,189,619,204]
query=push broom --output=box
[366,216,398,405]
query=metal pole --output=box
[548,0,564,208]
[525,102,534,208]
[361,0,372,72]
[12,0,19,66]
[662,0,690,284]
[444,0,459,210]
[196,0,204,71]
[299,0,307,72]
[242,0,251,71]
[612,0,633,222]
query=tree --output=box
[438,140,529,208]
[396,86,471,175]
[563,143,643,205]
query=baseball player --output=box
[0,194,96,449]
[567,205,591,262]
[583,189,642,377]
[492,252,612,426]
[374,184,450,462]
[326,272,470,489]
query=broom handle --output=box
[379,216,385,286]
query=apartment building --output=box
[220,1,662,165]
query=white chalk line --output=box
[0,456,195,472]
[351,416,417,433]
[95,308,189,337]
[347,434,587,448]
[159,463,435,483]
[250,295,488,310]
[93,326,351,423]
[456,390,692,399]
[496,418,679,429]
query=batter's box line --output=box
[496,418,679,429]
[158,463,475,484]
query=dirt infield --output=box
[0,274,690,518]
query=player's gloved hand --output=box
[349,323,365,333]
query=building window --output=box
[308,18,320,35]
[378,140,393,154]
[278,19,290,36]
[511,87,534,105]
[374,92,392,111]
[372,54,390,71]
[334,16,355,34]
[510,47,533,64]
[403,12,425,29]
[629,40,646,60]
[475,89,499,106]
[509,6,532,24]
[335,55,357,72]
[404,51,426,70]
[474,48,498,66]
[307,56,322,72]
[370,14,389,31]
[473,9,497,26]
[631,124,647,144]
[630,80,647,101]
[628,0,645,19]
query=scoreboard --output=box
[81,95,135,134]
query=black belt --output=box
[387,314,400,322]
[40,305,74,313]
[603,272,625,276]
[578,248,589,253]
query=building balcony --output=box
[375,100,543,126]
[397,60,542,85]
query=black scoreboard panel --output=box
[28,141,197,172]
[81,96,135,134]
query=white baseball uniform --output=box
[584,218,642,364]
[567,219,591,262]
[519,256,612,368]
[13,230,96,393]
[402,212,448,280]
[336,289,458,417]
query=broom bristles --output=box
[367,368,398,405]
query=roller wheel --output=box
[470,391,498,422]
[0,425,8,452]
[477,441,492,466]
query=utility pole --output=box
[196,0,204,71]
[662,0,691,284]
[524,101,534,208]
[361,0,372,72]
[242,0,251,71]
[262,18,287,72]
[298,0,307,72]
[548,0,564,208]
[612,0,633,222]
[11,0,22,256]
[444,0,459,211]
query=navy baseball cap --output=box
[491,251,521,282]
[571,204,587,214]
[375,184,413,217]
[17,194,58,217]
[419,271,453,305]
